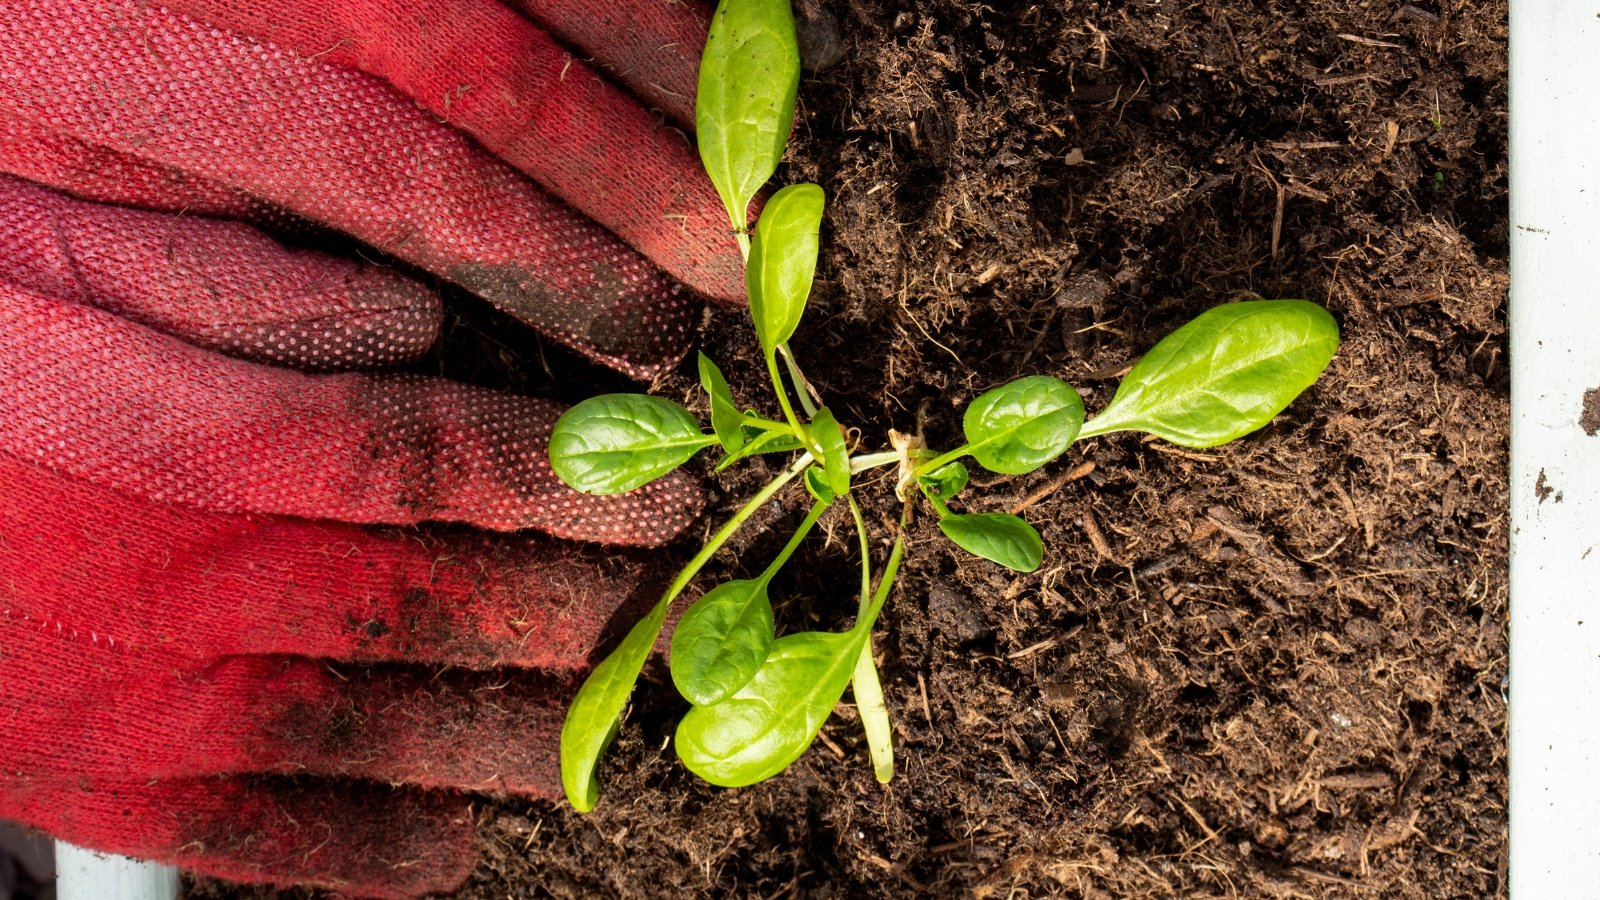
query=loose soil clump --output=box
[195,0,1508,896]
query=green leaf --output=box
[676,629,865,787]
[670,579,775,706]
[696,0,800,231]
[809,406,851,497]
[851,641,894,784]
[962,376,1085,475]
[747,183,824,358]
[715,428,806,472]
[698,352,747,453]
[1079,300,1340,448]
[549,394,716,495]
[804,467,836,503]
[560,602,669,812]
[920,461,969,500]
[938,513,1044,572]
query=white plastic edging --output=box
[54,842,178,900]
[1508,1,1600,895]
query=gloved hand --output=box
[0,0,734,895]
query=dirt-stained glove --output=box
[0,0,730,895]
[0,0,737,375]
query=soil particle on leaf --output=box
[189,0,1507,897]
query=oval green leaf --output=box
[697,0,799,231]
[676,629,864,787]
[809,406,851,497]
[804,467,836,503]
[670,579,775,707]
[939,513,1044,572]
[549,394,716,495]
[747,183,824,357]
[560,602,669,812]
[920,461,969,500]
[1079,300,1340,448]
[698,352,747,453]
[962,376,1085,475]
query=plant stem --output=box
[766,352,819,456]
[735,229,751,261]
[860,525,907,624]
[847,496,873,615]
[758,497,830,585]
[778,344,823,416]
[913,444,971,479]
[739,414,796,435]
[661,453,812,613]
[849,450,901,473]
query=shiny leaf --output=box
[809,406,851,497]
[962,376,1085,475]
[670,579,775,706]
[747,183,824,357]
[697,0,799,230]
[549,394,715,495]
[698,352,747,453]
[560,603,669,811]
[920,461,969,500]
[804,467,835,503]
[676,630,864,787]
[938,513,1044,572]
[1079,300,1340,448]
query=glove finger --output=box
[163,0,742,302]
[511,0,709,125]
[0,174,442,371]
[0,1,695,378]
[0,289,701,540]
[4,452,667,667]
[16,653,576,798]
[0,110,268,219]
[4,775,477,898]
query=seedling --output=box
[551,0,1341,812]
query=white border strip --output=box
[54,843,178,900]
[1508,1,1600,894]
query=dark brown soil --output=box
[190,0,1508,896]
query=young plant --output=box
[551,0,1341,812]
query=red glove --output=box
[0,0,730,895]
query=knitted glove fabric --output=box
[0,0,733,889]
[0,182,700,897]
[1,454,665,897]
[0,0,735,377]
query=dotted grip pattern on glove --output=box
[0,0,701,377]
[0,173,443,371]
[0,278,701,543]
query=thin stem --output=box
[758,497,831,585]
[658,453,811,611]
[739,414,795,435]
[847,496,874,614]
[849,450,901,473]
[913,445,971,479]
[1075,417,1118,440]
[735,229,751,262]
[766,352,818,456]
[778,344,822,416]
[860,530,907,626]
